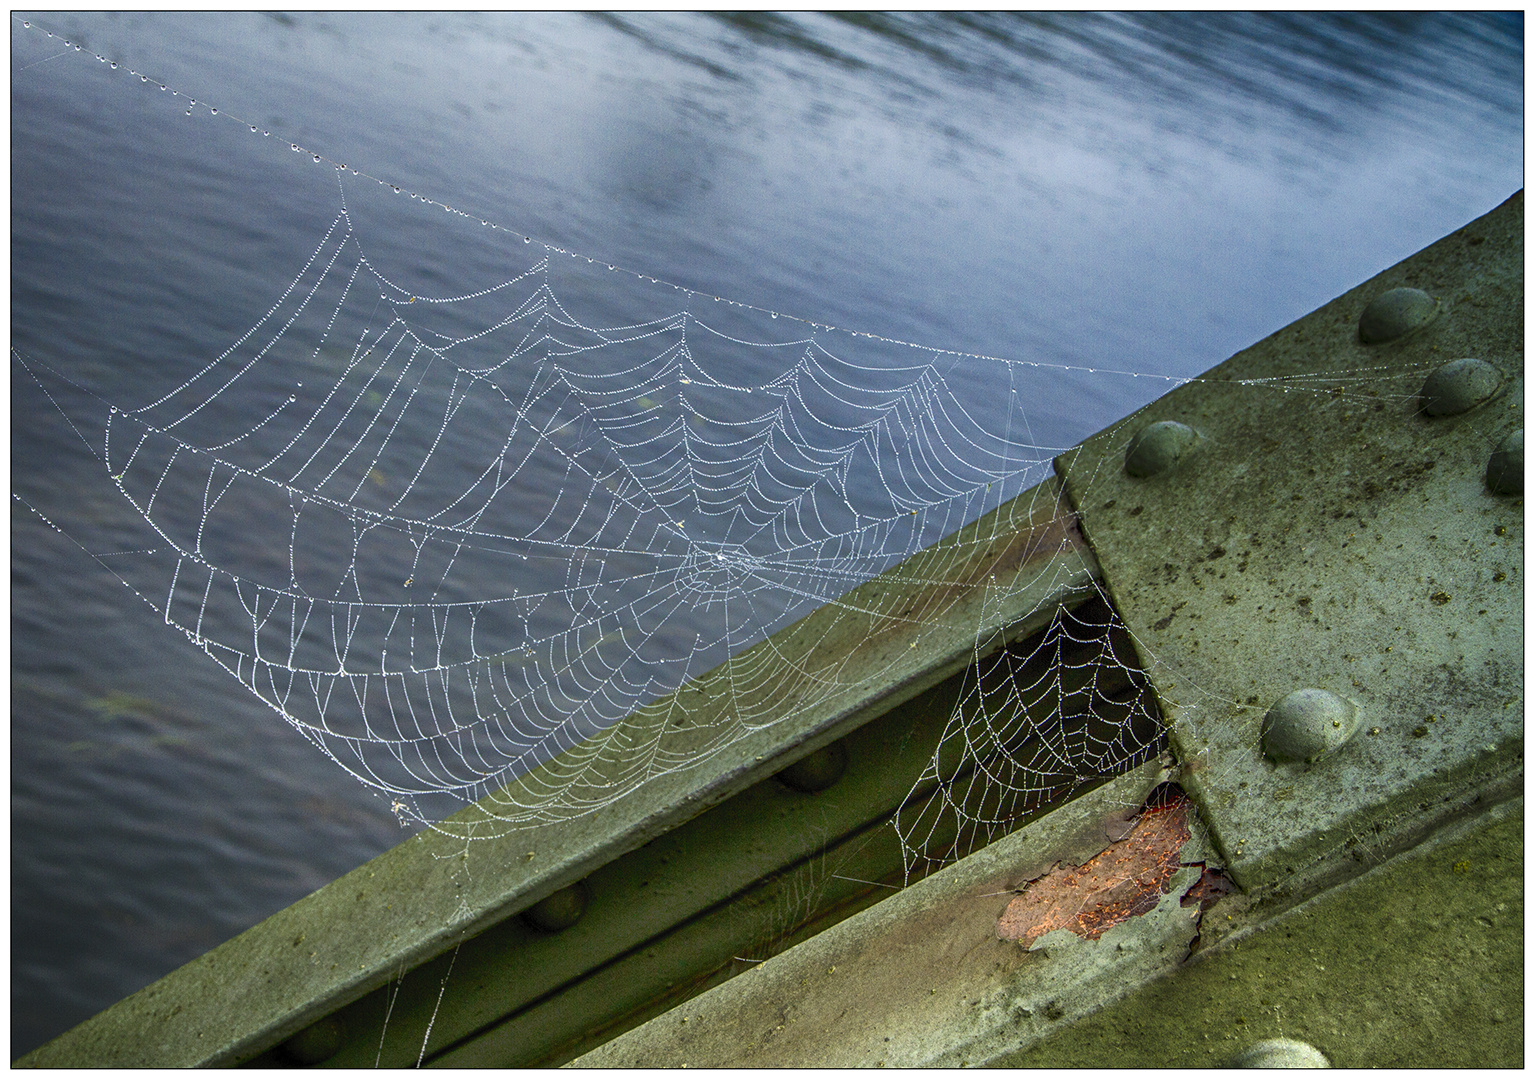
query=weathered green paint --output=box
[997,796,1523,1068]
[568,773,1521,1070]
[16,478,1096,1068]
[1056,190,1523,890]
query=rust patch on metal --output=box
[996,791,1191,947]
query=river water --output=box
[10,12,1521,1056]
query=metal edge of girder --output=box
[1054,190,1522,892]
[16,476,1099,1068]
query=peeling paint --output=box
[997,789,1192,947]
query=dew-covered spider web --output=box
[16,157,1174,868]
[14,21,1426,884]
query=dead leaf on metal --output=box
[997,791,1191,946]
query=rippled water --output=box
[10,11,1521,1056]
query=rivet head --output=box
[1262,689,1361,764]
[1124,420,1198,478]
[777,740,849,793]
[1231,1037,1331,1068]
[279,1016,346,1066]
[1486,429,1523,495]
[1419,357,1501,416]
[1358,286,1438,344]
[523,881,590,933]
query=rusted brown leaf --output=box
[997,792,1191,946]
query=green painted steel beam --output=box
[21,190,1519,1073]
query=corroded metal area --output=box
[996,790,1191,947]
[1055,191,1523,889]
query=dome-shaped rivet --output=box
[1358,286,1439,344]
[1125,420,1198,478]
[777,741,848,793]
[1262,689,1361,764]
[1486,429,1523,495]
[279,1016,346,1066]
[523,881,590,933]
[1419,358,1501,416]
[1232,1037,1331,1068]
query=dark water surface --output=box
[11,12,1521,1056]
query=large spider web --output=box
[17,161,1170,861]
[8,20,1206,881]
[13,20,1453,898]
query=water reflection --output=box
[611,12,1522,152]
